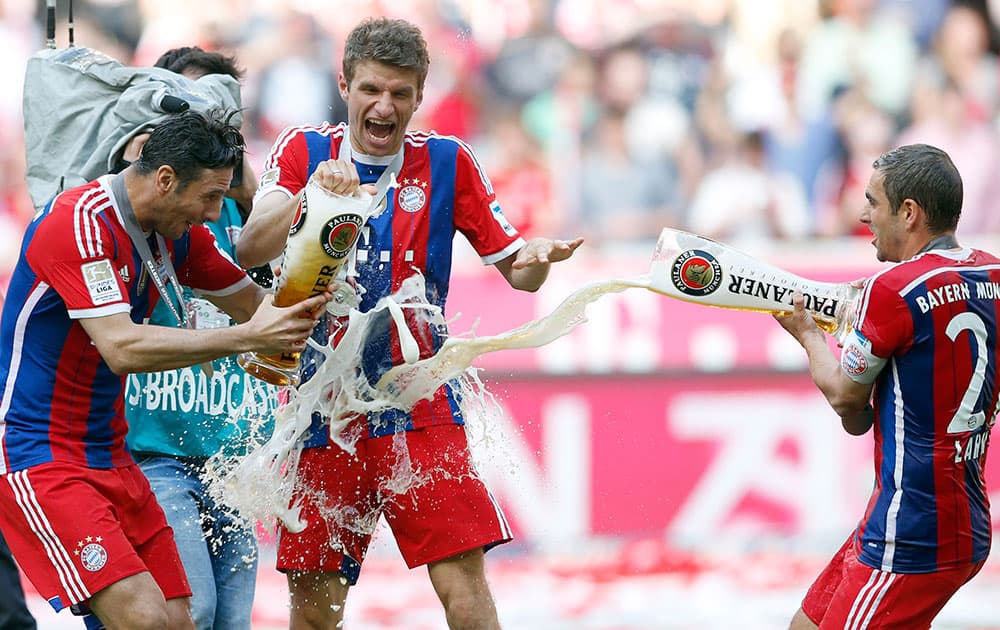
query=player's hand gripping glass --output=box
[238,181,376,386]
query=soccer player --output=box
[236,17,582,630]
[123,47,276,630]
[775,143,997,629]
[0,109,329,628]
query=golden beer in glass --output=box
[238,181,373,386]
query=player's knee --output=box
[437,579,499,630]
[108,603,171,630]
[290,601,343,629]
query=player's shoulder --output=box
[871,249,988,295]
[966,247,1000,267]
[861,258,921,300]
[405,130,476,155]
[272,121,347,150]
[37,180,114,234]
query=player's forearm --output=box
[506,263,550,292]
[801,334,871,420]
[207,283,267,324]
[236,190,300,268]
[97,323,258,374]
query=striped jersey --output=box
[0,176,250,473]
[847,247,999,573]
[257,123,525,440]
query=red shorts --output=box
[0,462,190,612]
[277,423,512,584]
[802,534,984,629]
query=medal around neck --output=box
[238,181,383,386]
[647,228,860,344]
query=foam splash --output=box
[212,273,652,534]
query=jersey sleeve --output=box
[27,196,131,319]
[839,276,909,384]
[853,275,912,358]
[452,140,525,265]
[179,225,252,297]
[255,127,312,203]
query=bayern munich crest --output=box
[842,345,868,376]
[320,214,363,258]
[671,249,723,297]
[289,195,307,235]
[397,185,426,213]
[76,538,108,572]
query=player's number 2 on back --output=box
[946,312,991,434]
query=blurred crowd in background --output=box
[2,0,1000,286]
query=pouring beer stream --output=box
[222,227,861,529]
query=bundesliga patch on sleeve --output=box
[490,201,517,237]
[259,167,280,189]
[81,259,123,305]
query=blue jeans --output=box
[136,454,258,630]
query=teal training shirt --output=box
[125,198,277,458]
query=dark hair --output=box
[133,109,245,187]
[154,46,244,80]
[342,17,430,90]
[872,144,963,233]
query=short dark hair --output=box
[154,46,244,80]
[342,17,430,90]
[872,144,963,233]
[133,109,245,187]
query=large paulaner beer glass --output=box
[648,228,860,343]
[238,181,373,386]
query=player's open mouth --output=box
[365,119,395,141]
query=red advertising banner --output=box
[471,373,1000,549]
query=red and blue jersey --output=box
[0,176,250,473]
[258,123,524,441]
[848,247,1000,573]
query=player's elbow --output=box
[829,397,864,419]
[831,398,874,435]
[100,349,136,375]
[92,338,140,375]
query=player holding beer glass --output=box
[776,144,998,629]
[237,17,582,630]
[0,110,331,629]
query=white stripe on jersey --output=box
[880,359,906,571]
[73,187,110,259]
[8,470,91,603]
[854,258,1000,330]
[264,122,345,171]
[67,303,132,320]
[855,265,894,332]
[406,131,494,195]
[195,275,253,298]
[898,262,1000,297]
[0,282,48,475]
